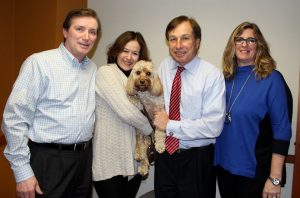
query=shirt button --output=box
[169,132,174,136]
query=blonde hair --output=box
[223,22,276,80]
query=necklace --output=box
[225,72,252,124]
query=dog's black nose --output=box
[140,80,145,84]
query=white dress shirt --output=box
[158,56,226,148]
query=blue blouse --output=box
[214,65,291,178]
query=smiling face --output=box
[167,21,200,66]
[63,16,98,62]
[235,28,257,66]
[116,40,141,71]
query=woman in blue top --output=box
[214,22,292,198]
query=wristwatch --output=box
[268,176,281,186]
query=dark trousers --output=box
[29,141,92,198]
[154,144,216,198]
[216,166,265,198]
[93,174,142,198]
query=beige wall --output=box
[88,0,300,197]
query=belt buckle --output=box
[176,148,183,154]
[73,144,77,151]
[73,143,87,151]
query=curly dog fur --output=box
[126,60,166,176]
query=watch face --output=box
[273,178,280,185]
[269,177,281,186]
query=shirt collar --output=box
[172,56,200,74]
[59,43,90,69]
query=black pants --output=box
[29,141,92,198]
[216,166,265,198]
[93,174,142,198]
[154,144,216,198]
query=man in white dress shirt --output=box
[153,15,226,198]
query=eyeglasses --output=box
[234,37,257,46]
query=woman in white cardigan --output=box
[92,31,153,198]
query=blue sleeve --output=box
[268,71,292,154]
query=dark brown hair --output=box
[107,31,151,64]
[63,8,101,37]
[165,15,201,41]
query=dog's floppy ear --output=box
[150,73,163,96]
[126,72,137,96]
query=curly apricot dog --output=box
[126,60,165,176]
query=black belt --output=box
[28,140,91,151]
[176,144,214,154]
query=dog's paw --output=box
[138,158,150,176]
[138,165,149,176]
[154,130,166,153]
[155,143,165,153]
[135,153,142,161]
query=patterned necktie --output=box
[165,66,185,154]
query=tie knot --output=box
[177,66,185,74]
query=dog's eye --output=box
[136,71,141,75]
[146,72,151,76]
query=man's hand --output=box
[17,176,43,198]
[154,111,169,131]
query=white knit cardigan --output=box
[92,64,152,181]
